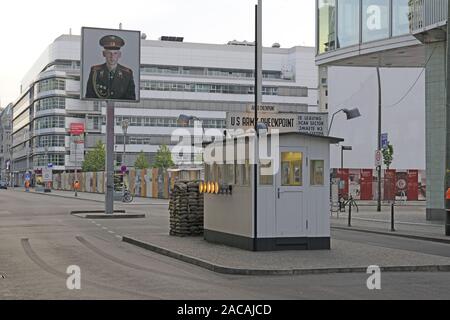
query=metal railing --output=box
[410,0,448,34]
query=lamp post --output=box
[328,108,361,135]
[121,119,129,195]
[341,146,353,170]
[376,67,382,212]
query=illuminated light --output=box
[199,182,204,193]
[207,182,212,194]
[215,182,219,194]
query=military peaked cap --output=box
[99,35,125,50]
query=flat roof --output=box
[206,131,344,145]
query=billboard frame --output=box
[80,26,141,103]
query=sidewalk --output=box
[113,205,450,276]
[330,204,448,241]
[17,188,169,206]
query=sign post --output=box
[70,123,85,197]
[381,133,389,149]
[81,27,141,214]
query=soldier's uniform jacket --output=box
[86,63,136,100]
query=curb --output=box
[331,225,450,244]
[122,236,450,276]
[22,190,167,206]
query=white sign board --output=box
[297,113,328,136]
[69,138,85,164]
[375,150,383,167]
[81,27,141,102]
[43,168,53,182]
[226,112,328,136]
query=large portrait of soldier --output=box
[81,27,140,102]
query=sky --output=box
[0,0,315,107]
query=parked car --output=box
[0,181,7,189]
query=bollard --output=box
[391,203,395,231]
[446,188,450,236]
[348,201,352,227]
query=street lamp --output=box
[341,145,353,170]
[121,119,129,195]
[328,108,361,135]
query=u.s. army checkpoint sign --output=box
[226,111,328,136]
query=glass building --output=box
[318,0,412,54]
[316,0,450,221]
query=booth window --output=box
[259,160,274,185]
[235,160,251,186]
[281,152,303,186]
[225,164,235,185]
[310,160,325,186]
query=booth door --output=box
[275,147,306,237]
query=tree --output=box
[153,145,174,170]
[382,143,394,170]
[82,140,105,172]
[134,150,150,170]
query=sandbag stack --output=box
[169,181,204,236]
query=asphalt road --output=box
[1,189,450,300]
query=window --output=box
[36,97,65,112]
[318,0,336,54]
[362,0,390,43]
[35,116,65,130]
[34,135,66,148]
[37,78,65,93]
[259,160,274,185]
[392,0,410,36]
[310,160,325,186]
[337,0,360,48]
[281,152,303,186]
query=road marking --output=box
[102,227,108,230]
[115,235,122,239]
[108,230,115,234]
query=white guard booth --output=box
[202,132,343,251]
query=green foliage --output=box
[82,140,105,172]
[153,145,174,170]
[382,143,394,170]
[134,150,150,170]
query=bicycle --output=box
[122,189,134,203]
[338,195,359,213]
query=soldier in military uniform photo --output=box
[86,35,136,100]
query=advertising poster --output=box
[418,170,427,201]
[384,169,396,201]
[81,27,140,102]
[348,169,361,200]
[395,171,408,201]
[360,169,373,201]
[407,170,419,201]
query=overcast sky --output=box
[0,0,315,106]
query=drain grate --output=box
[0,274,5,279]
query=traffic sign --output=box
[375,150,383,167]
[47,163,53,168]
[25,172,31,181]
[381,133,389,149]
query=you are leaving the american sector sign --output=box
[227,112,328,136]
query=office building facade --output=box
[10,34,318,185]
